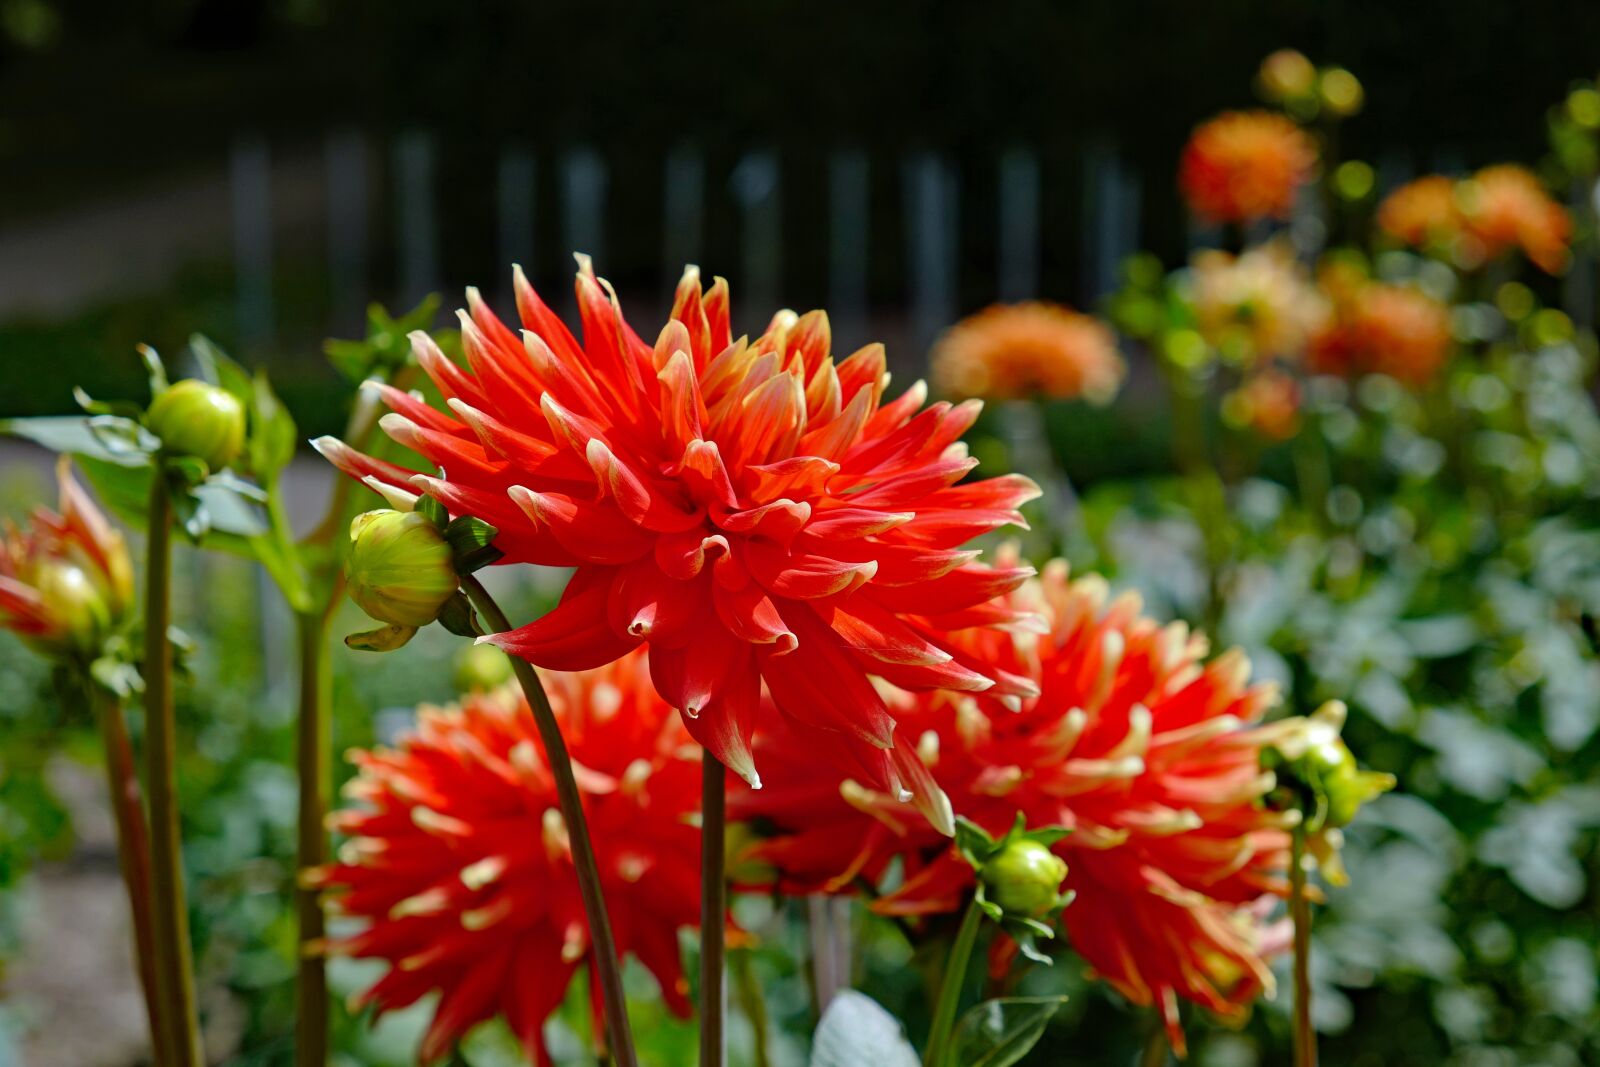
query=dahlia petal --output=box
[310,436,424,495]
[715,499,811,546]
[418,945,512,1062]
[606,562,699,645]
[678,648,761,788]
[703,275,733,352]
[803,356,842,429]
[575,260,648,409]
[508,486,652,565]
[369,380,461,434]
[480,575,641,671]
[868,562,1035,615]
[844,453,979,508]
[514,264,586,364]
[675,439,738,510]
[889,729,954,836]
[409,474,578,566]
[712,581,798,652]
[745,540,877,600]
[669,268,714,370]
[759,602,894,748]
[729,370,806,464]
[459,312,546,419]
[814,598,954,667]
[656,349,709,455]
[863,379,928,438]
[834,342,888,412]
[802,506,914,540]
[797,384,872,460]
[0,576,52,635]
[379,413,502,479]
[812,538,978,586]
[409,329,486,406]
[745,456,840,505]
[653,529,730,580]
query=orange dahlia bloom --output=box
[1458,164,1571,274]
[1309,282,1454,387]
[1376,175,1459,248]
[1189,242,1328,364]
[733,558,1294,1053]
[929,302,1125,403]
[0,457,135,659]
[1224,369,1302,441]
[316,650,701,1065]
[1178,111,1317,224]
[317,259,1041,829]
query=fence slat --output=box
[230,135,273,347]
[904,154,959,368]
[394,131,439,307]
[998,148,1040,301]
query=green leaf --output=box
[2,415,156,466]
[189,334,254,409]
[250,370,297,482]
[948,997,1067,1067]
[955,816,999,868]
[444,515,502,574]
[138,344,169,397]
[437,592,479,638]
[810,991,920,1067]
[72,387,144,421]
[416,494,448,528]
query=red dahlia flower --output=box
[1179,111,1317,224]
[734,556,1295,1053]
[315,650,701,1064]
[316,259,1041,829]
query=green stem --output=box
[1290,827,1316,1067]
[732,950,771,1067]
[295,610,333,1067]
[923,897,984,1067]
[144,475,203,1066]
[91,684,169,1064]
[701,754,727,1067]
[1139,1024,1169,1067]
[462,575,638,1067]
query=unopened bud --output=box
[980,838,1068,918]
[147,380,246,471]
[1258,49,1316,102]
[454,642,513,693]
[31,560,113,657]
[345,511,458,628]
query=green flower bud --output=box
[31,560,114,657]
[980,839,1068,918]
[345,510,459,628]
[1297,737,1394,828]
[147,379,246,471]
[454,642,513,692]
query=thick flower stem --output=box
[144,476,204,1066]
[461,575,638,1067]
[294,609,333,1067]
[91,684,169,1065]
[701,754,727,1067]
[923,896,984,1067]
[1290,826,1316,1067]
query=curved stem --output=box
[91,684,169,1064]
[1290,827,1316,1067]
[461,575,638,1067]
[923,896,984,1067]
[144,475,203,1066]
[701,754,727,1067]
[294,610,332,1067]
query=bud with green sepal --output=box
[146,379,246,473]
[1259,700,1396,883]
[343,494,503,651]
[955,812,1072,965]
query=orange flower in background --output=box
[930,302,1125,403]
[1376,175,1459,248]
[1224,368,1302,441]
[1458,164,1571,274]
[1179,111,1317,224]
[316,650,701,1065]
[734,556,1295,1054]
[317,259,1041,830]
[0,457,135,659]
[1309,282,1454,386]
[1189,242,1328,363]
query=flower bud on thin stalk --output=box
[1,459,167,1060]
[146,379,246,472]
[343,509,460,650]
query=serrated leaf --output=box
[810,991,920,1067]
[948,997,1066,1067]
